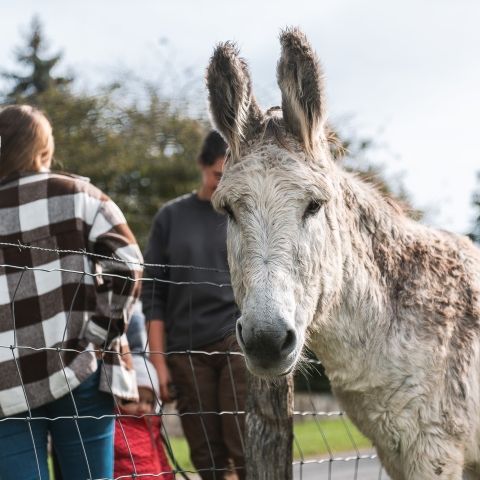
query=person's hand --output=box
[156,362,175,403]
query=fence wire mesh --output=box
[0,242,386,479]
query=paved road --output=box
[294,455,390,480]
[186,454,390,480]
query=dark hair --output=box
[197,130,227,166]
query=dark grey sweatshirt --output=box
[142,193,239,351]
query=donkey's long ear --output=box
[207,42,263,159]
[277,28,326,157]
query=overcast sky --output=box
[1,0,479,234]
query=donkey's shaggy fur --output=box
[206,28,480,479]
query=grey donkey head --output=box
[207,28,341,377]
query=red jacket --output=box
[114,412,174,480]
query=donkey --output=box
[206,28,480,479]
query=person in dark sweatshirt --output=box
[142,131,246,480]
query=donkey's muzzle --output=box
[236,317,297,372]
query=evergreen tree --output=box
[2,16,71,101]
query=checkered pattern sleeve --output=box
[86,197,143,347]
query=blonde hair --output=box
[0,105,54,177]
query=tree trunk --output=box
[245,372,293,480]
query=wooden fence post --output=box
[245,372,294,479]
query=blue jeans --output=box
[0,366,114,480]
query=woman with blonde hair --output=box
[0,105,143,479]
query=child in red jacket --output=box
[114,355,174,479]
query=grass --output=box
[166,416,373,474]
[166,436,196,473]
[293,415,372,459]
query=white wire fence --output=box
[0,242,386,480]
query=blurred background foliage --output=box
[1,17,207,247]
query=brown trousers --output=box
[168,336,246,480]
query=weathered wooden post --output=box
[245,372,294,479]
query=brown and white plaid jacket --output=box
[0,171,143,416]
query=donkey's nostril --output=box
[281,329,297,355]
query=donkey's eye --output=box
[303,200,322,220]
[223,204,236,222]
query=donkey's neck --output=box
[339,168,411,313]
[312,169,479,395]
[312,169,414,386]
